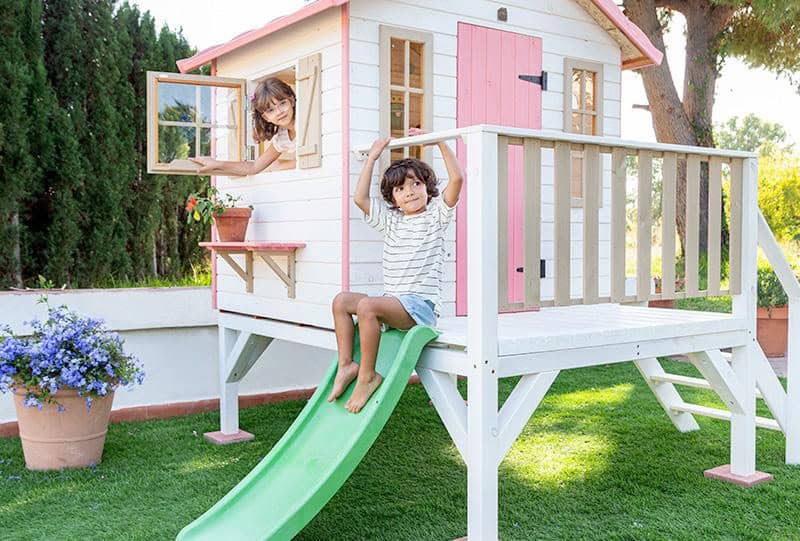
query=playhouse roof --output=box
[176,0,662,74]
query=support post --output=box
[788,297,800,464]
[465,127,500,541]
[707,156,772,485]
[204,325,269,445]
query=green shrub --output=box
[757,265,788,309]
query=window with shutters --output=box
[147,52,322,176]
[379,26,433,164]
[562,58,604,207]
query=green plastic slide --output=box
[177,325,438,541]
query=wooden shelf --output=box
[200,241,306,298]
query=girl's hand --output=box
[367,138,390,161]
[189,157,218,174]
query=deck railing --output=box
[490,128,758,309]
[355,125,759,310]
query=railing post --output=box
[465,126,500,541]
[788,296,800,464]
[730,157,759,476]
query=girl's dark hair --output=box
[380,158,439,207]
[252,77,296,143]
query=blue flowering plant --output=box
[0,301,145,411]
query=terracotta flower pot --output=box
[213,207,252,242]
[757,305,788,358]
[13,388,115,471]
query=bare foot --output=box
[345,374,383,413]
[327,362,360,402]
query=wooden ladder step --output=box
[650,373,764,399]
[670,403,781,431]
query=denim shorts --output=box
[387,293,437,327]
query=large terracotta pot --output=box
[213,207,252,242]
[757,305,788,358]
[13,388,115,470]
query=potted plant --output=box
[186,186,254,242]
[0,300,145,470]
[757,265,789,357]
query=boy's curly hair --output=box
[251,77,296,143]
[380,158,439,207]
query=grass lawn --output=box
[1,359,798,540]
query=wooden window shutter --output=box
[296,53,322,169]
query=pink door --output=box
[456,23,543,315]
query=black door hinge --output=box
[518,72,548,91]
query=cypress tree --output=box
[41,0,87,286]
[0,0,34,289]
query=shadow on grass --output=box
[1,360,799,540]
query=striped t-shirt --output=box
[365,196,455,316]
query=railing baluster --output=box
[610,148,627,302]
[685,155,701,296]
[637,151,653,301]
[554,141,572,306]
[662,153,677,299]
[583,145,600,304]
[729,158,743,295]
[497,137,510,311]
[708,157,723,295]
[523,139,541,308]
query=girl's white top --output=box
[364,195,456,316]
[271,127,295,153]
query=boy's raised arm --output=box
[438,140,464,208]
[355,138,390,215]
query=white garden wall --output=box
[0,287,330,425]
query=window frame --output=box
[379,25,434,166]
[147,71,247,176]
[562,59,604,207]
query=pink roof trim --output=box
[591,0,663,68]
[176,0,348,73]
[177,0,660,73]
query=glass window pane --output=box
[214,86,240,127]
[391,38,405,86]
[158,82,196,122]
[199,86,212,123]
[571,112,582,133]
[571,70,581,111]
[158,125,195,163]
[409,41,423,89]
[583,114,595,135]
[409,93,422,130]
[210,127,236,161]
[391,91,405,139]
[571,155,583,198]
[584,71,596,111]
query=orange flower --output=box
[185,197,197,211]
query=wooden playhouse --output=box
[146,1,799,538]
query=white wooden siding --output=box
[215,9,344,327]
[349,0,622,313]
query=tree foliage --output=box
[758,153,800,243]
[0,0,208,289]
[715,114,794,156]
[718,0,800,90]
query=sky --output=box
[133,0,800,147]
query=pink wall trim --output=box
[210,59,218,310]
[176,0,659,74]
[176,0,349,73]
[340,3,350,291]
[592,0,663,69]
